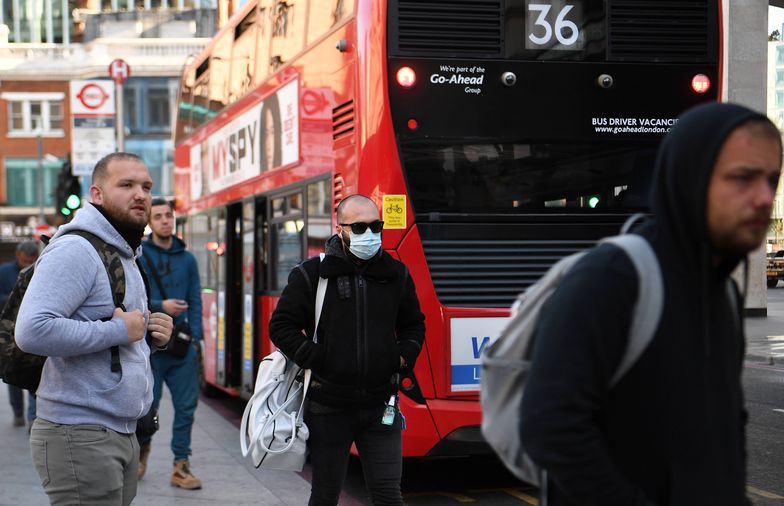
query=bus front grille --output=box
[389,0,503,58]
[417,218,630,308]
[421,237,593,308]
[608,0,713,62]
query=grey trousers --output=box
[30,418,140,506]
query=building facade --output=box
[768,35,784,251]
[0,2,214,249]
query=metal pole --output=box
[0,0,5,26]
[12,0,20,42]
[62,0,69,45]
[46,0,53,43]
[37,130,45,225]
[116,82,124,152]
[31,0,39,43]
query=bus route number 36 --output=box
[526,1,583,50]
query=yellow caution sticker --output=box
[383,195,407,229]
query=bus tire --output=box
[768,279,778,288]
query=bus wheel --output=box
[768,279,778,288]
[196,343,221,398]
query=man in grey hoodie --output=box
[16,152,173,506]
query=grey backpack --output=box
[480,231,664,487]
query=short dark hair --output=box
[92,152,144,184]
[151,197,174,210]
[336,194,377,222]
[16,240,38,256]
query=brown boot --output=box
[171,459,202,490]
[138,443,151,479]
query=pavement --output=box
[0,297,782,506]
[0,385,312,506]
[745,294,784,366]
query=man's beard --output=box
[102,199,147,232]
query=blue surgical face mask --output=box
[347,229,381,260]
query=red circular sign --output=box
[302,90,327,116]
[108,59,131,85]
[76,83,109,110]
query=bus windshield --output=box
[400,140,657,216]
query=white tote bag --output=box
[240,260,327,471]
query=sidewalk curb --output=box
[745,353,784,366]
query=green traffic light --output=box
[60,207,72,216]
[65,194,81,210]
[588,196,600,209]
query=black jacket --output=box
[520,103,767,505]
[269,235,425,408]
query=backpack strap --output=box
[64,230,126,373]
[601,234,664,387]
[297,254,327,412]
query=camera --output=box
[501,71,517,87]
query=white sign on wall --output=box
[69,80,116,177]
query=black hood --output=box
[650,102,770,267]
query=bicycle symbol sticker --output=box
[382,194,406,229]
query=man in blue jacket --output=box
[138,197,203,489]
[17,152,173,505]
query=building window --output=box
[49,101,63,130]
[122,79,174,134]
[9,102,24,130]
[778,46,784,65]
[125,138,173,196]
[4,158,63,206]
[2,92,66,137]
[148,88,171,130]
[777,91,784,107]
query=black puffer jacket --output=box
[520,103,772,505]
[269,235,425,408]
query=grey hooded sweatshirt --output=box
[16,204,152,434]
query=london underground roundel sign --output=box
[76,83,110,110]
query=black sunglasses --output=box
[339,220,384,234]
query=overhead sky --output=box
[771,6,784,35]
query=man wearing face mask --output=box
[270,194,425,506]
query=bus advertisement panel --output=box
[190,79,300,201]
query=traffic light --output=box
[55,160,82,217]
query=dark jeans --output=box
[305,402,403,506]
[8,384,36,421]
[137,344,199,461]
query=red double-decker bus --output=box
[173,0,722,457]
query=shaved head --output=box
[336,195,378,223]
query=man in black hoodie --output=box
[269,194,425,506]
[519,103,782,505]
